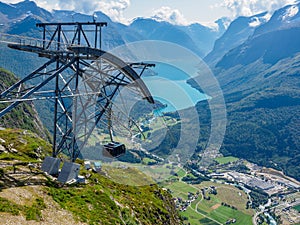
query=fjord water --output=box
[142,62,208,114]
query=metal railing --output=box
[0,32,77,51]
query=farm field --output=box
[293,204,300,212]
[164,179,254,225]
[165,181,198,200]
[214,156,239,165]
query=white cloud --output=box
[152,6,189,25]
[94,0,130,23]
[2,0,131,23]
[221,0,298,18]
[1,0,20,3]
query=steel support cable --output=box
[81,61,148,139]
[76,84,120,154]
[68,46,154,104]
[54,74,122,156]
[0,90,110,103]
[84,81,146,139]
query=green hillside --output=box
[0,68,51,141]
[0,128,182,224]
[214,54,300,181]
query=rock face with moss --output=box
[0,68,50,141]
[0,128,182,224]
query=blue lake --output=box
[142,62,208,114]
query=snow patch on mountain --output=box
[282,5,299,21]
[249,13,271,27]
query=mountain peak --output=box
[253,3,300,37]
[131,16,169,26]
[13,0,37,9]
[0,0,52,21]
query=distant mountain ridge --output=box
[215,3,300,68]
[0,0,223,56]
[206,3,300,180]
[130,17,221,56]
[205,12,270,66]
[0,0,51,20]
[254,4,300,36]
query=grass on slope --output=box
[0,128,52,162]
[0,196,46,221]
[48,171,177,225]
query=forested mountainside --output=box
[215,57,300,180]
[0,68,50,140]
[203,3,300,180]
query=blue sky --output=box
[123,0,228,25]
[2,0,298,26]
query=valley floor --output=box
[161,157,300,225]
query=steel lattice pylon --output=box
[0,22,154,162]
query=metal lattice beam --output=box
[0,22,154,162]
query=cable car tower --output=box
[0,22,154,162]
